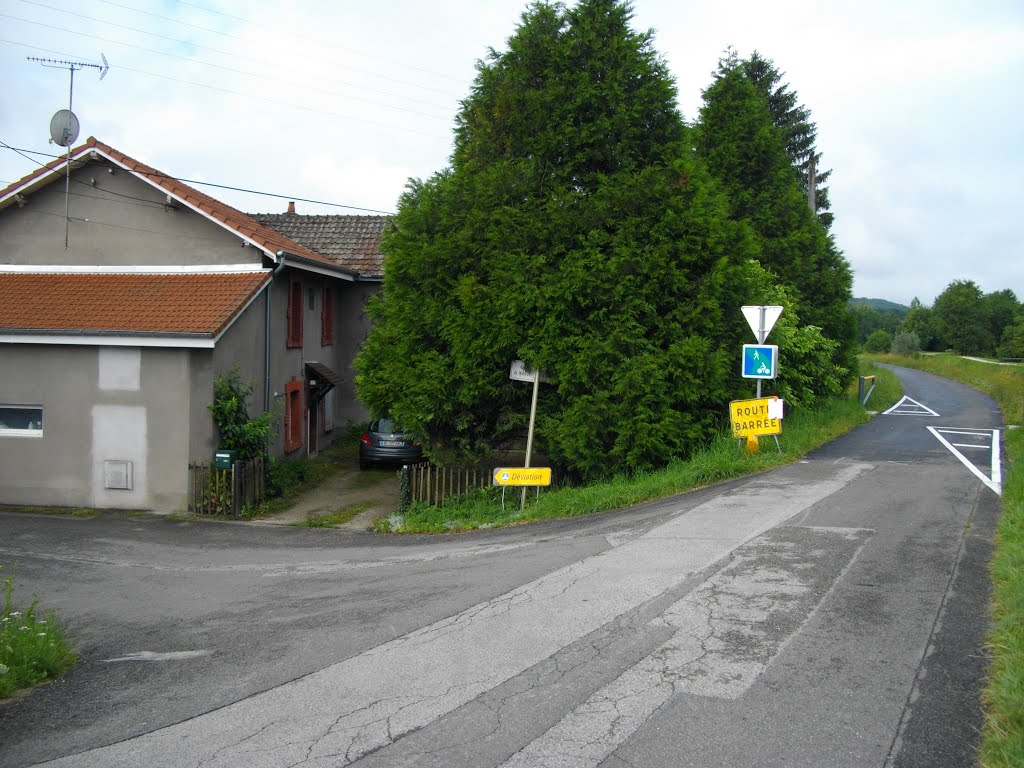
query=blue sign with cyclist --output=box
[742,344,778,379]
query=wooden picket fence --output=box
[187,456,267,516]
[404,461,492,508]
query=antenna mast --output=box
[28,55,109,248]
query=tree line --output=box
[355,0,855,480]
[856,281,1024,359]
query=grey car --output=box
[359,418,423,469]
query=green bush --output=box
[1,566,76,700]
[891,331,921,357]
[209,368,274,460]
[863,329,892,353]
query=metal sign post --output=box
[509,360,549,510]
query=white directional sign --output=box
[509,360,549,383]
[741,305,783,343]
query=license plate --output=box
[379,440,403,447]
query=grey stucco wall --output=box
[335,281,378,427]
[0,160,264,267]
[0,344,192,512]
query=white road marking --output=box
[927,427,1001,495]
[41,463,873,768]
[104,650,212,663]
[500,527,870,768]
[883,396,940,416]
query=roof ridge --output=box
[0,138,348,275]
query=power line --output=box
[170,0,469,87]
[0,38,451,141]
[0,141,396,214]
[2,11,456,122]
[13,0,464,100]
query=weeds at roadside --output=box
[294,502,374,528]
[0,565,76,700]
[863,353,1024,768]
[376,365,903,535]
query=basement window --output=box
[0,405,43,437]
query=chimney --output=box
[287,201,296,214]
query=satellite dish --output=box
[49,109,80,147]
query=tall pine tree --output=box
[742,51,833,229]
[696,54,855,374]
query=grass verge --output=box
[0,565,76,700]
[377,361,902,535]
[864,353,1024,768]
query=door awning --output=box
[305,361,343,399]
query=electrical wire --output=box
[1,13,456,122]
[91,0,467,92]
[1,140,397,215]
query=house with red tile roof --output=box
[0,137,383,513]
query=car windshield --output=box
[372,419,402,434]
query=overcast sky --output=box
[2,0,1022,307]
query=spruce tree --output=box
[696,55,855,374]
[742,51,833,228]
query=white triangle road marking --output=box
[883,395,940,416]
[927,426,1002,495]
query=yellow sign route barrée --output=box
[729,397,782,438]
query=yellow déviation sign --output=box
[493,467,552,487]
[729,397,783,438]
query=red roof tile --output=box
[0,272,269,336]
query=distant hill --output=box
[850,297,910,315]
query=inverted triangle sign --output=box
[741,305,783,343]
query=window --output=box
[287,281,303,348]
[308,286,316,311]
[0,405,43,437]
[283,379,303,453]
[321,286,334,346]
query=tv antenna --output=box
[28,54,109,248]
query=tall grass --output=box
[378,362,902,534]
[864,353,1024,767]
[0,565,76,700]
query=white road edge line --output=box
[927,427,1001,495]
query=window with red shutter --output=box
[321,286,334,346]
[287,281,303,348]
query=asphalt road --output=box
[0,364,1005,767]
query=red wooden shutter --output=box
[287,281,303,348]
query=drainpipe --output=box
[264,254,287,413]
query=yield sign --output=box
[927,427,1002,495]
[741,305,783,343]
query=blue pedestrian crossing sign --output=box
[742,344,778,379]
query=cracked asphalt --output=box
[0,365,1003,767]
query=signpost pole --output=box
[755,306,766,399]
[521,370,540,510]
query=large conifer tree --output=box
[742,51,833,229]
[356,0,753,479]
[696,56,855,373]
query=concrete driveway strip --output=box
[39,462,871,768]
